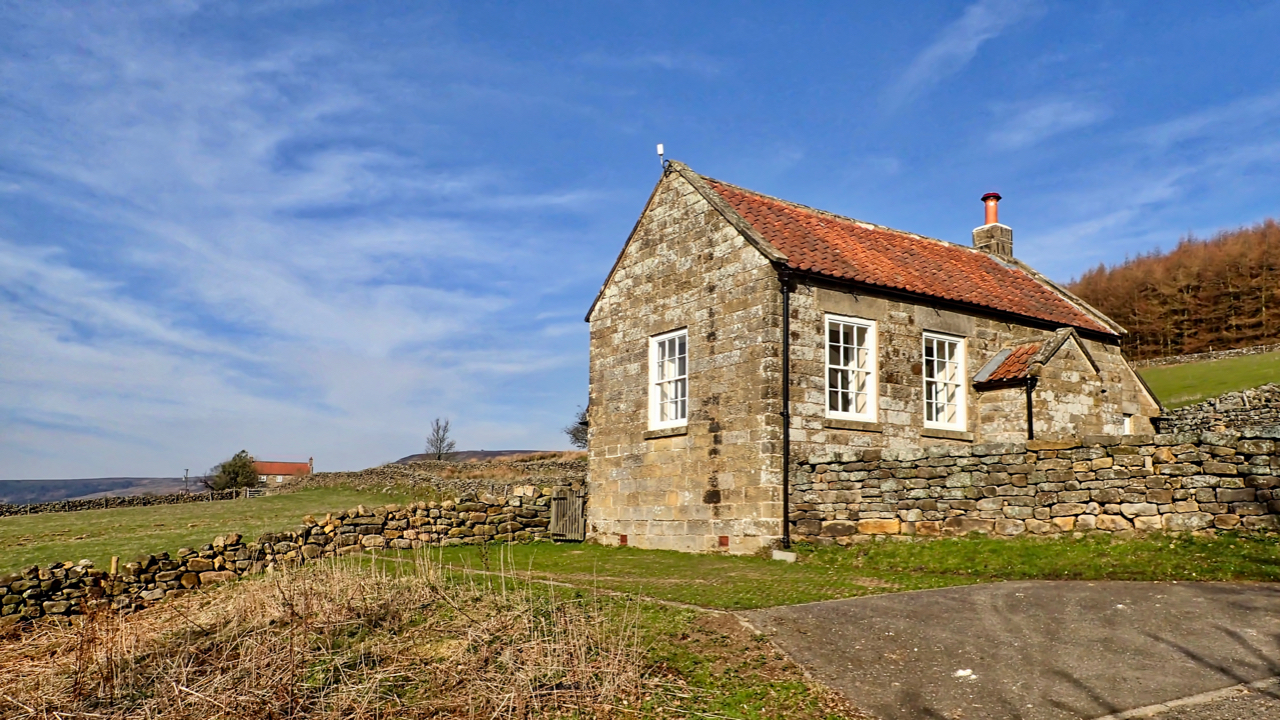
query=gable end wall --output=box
[587,172,784,553]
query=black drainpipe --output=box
[1025,376,1038,440]
[779,269,794,549]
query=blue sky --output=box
[3,0,1278,479]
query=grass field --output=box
[0,487,428,574]
[417,532,1280,610]
[1139,349,1280,407]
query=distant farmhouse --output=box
[584,161,1161,554]
[254,458,313,484]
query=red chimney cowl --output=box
[981,192,1002,225]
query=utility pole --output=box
[184,469,189,494]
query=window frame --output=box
[824,314,879,423]
[648,328,689,430]
[921,332,967,431]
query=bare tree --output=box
[426,417,458,460]
[563,406,588,449]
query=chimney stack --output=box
[972,191,1013,260]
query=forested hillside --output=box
[1068,219,1280,360]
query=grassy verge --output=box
[422,533,1280,610]
[0,487,428,574]
[1,554,860,720]
[1139,350,1280,407]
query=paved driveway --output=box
[742,581,1280,720]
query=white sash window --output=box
[649,329,688,429]
[826,315,877,422]
[923,333,965,430]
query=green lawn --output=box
[1139,350,1280,407]
[0,487,428,574]
[416,532,1280,610]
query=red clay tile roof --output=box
[254,461,311,476]
[700,176,1115,335]
[985,342,1042,382]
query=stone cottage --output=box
[254,458,314,484]
[584,161,1162,553]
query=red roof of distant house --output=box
[698,175,1115,336]
[983,342,1043,382]
[253,461,311,476]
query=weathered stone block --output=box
[914,521,941,536]
[1214,514,1241,529]
[856,519,901,535]
[1217,488,1256,502]
[1025,518,1054,534]
[1120,503,1158,518]
[1133,516,1163,532]
[1096,515,1133,532]
[994,519,1025,536]
[794,519,822,536]
[820,521,858,537]
[1163,513,1214,532]
[941,518,993,536]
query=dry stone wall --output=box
[303,458,586,497]
[1132,342,1280,369]
[0,487,566,628]
[0,490,243,518]
[790,427,1280,542]
[1155,384,1280,434]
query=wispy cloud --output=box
[884,0,1044,111]
[577,51,725,78]
[0,4,598,478]
[1016,90,1280,272]
[988,98,1109,150]
[1140,89,1280,149]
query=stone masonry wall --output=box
[587,169,785,554]
[302,458,587,496]
[790,427,1280,542]
[0,486,567,629]
[1132,342,1280,369]
[1155,384,1280,434]
[788,282,1162,456]
[0,489,242,518]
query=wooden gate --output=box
[549,487,587,542]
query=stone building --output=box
[584,161,1162,553]
[254,458,313,484]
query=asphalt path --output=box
[742,581,1280,720]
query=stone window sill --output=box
[823,418,883,433]
[644,426,688,440]
[921,427,974,442]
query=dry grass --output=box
[481,452,587,463]
[431,453,586,483]
[0,552,645,719]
